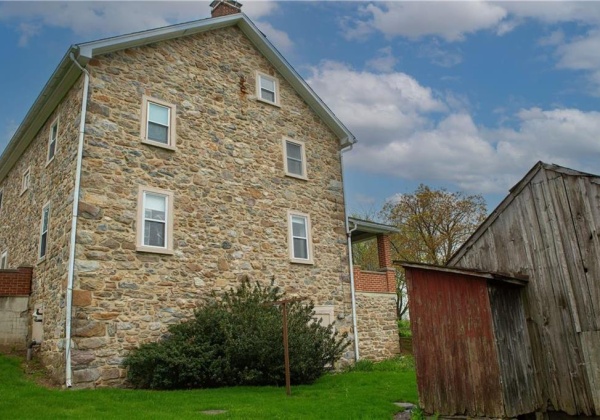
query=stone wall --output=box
[68,25,352,387]
[355,292,399,361]
[0,78,84,381]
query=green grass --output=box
[0,355,417,419]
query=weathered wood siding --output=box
[450,166,599,415]
[406,267,504,417]
[487,285,540,417]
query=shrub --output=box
[398,319,412,337]
[124,280,348,389]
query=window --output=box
[288,210,313,264]
[39,202,50,260]
[256,71,280,106]
[0,188,3,215]
[283,138,307,179]
[140,96,177,150]
[136,186,174,254]
[0,251,7,269]
[21,167,31,195]
[47,118,58,163]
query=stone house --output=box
[0,1,399,387]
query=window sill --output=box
[45,157,55,168]
[141,139,177,151]
[285,173,308,181]
[290,258,314,265]
[20,188,28,197]
[136,245,174,255]
[36,256,46,265]
[256,97,281,108]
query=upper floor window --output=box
[21,167,31,195]
[47,118,58,164]
[256,71,280,106]
[0,251,7,269]
[283,138,307,180]
[39,202,50,260]
[0,188,3,215]
[288,210,313,264]
[141,96,177,150]
[136,186,174,254]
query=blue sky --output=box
[2,1,600,217]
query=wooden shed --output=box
[402,262,537,418]
[449,162,600,416]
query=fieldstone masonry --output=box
[0,19,398,388]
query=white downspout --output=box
[340,142,360,361]
[65,52,90,388]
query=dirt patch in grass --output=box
[0,347,61,389]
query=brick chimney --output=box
[210,0,242,18]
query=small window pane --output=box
[40,234,47,257]
[144,221,166,247]
[147,122,168,143]
[287,159,302,176]
[286,142,302,160]
[260,76,275,91]
[148,103,169,125]
[293,238,308,259]
[42,207,50,231]
[292,216,307,237]
[51,124,58,141]
[145,193,166,221]
[261,89,275,103]
[48,140,56,160]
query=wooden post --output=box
[266,296,306,397]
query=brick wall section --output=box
[377,234,392,268]
[354,267,395,293]
[354,235,396,293]
[0,267,33,296]
[211,2,241,18]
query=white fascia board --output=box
[0,48,81,182]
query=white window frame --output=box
[136,186,174,254]
[256,71,280,106]
[287,210,314,265]
[0,188,3,216]
[140,95,177,151]
[282,138,308,180]
[21,167,31,195]
[0,251,7,269]
[39,201,50,261]
[47,117,59,165]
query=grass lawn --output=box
[0,355,417,419]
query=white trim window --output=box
[21,167,31,195]
[39,202,50,260]
[0,188,3,215]
[0,251,7,269]
[47,118,59,163]
[288,210,313,264]
[137,186,174,254]
[256,71,280,106]
[283,138,307,179]
[141,96,177,150]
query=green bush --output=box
[123,281,348,389]
[398,319,412,337]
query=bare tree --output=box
[381,184,487,318]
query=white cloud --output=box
[418,42,462,67]
[0,1,279,42]
[307,61,600,194]
[366,47,397,73]
[255,20,293,53]
[342,1,507,42]
[308,60,446,142]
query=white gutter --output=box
[340,142,360,361]
[65,53,90,387]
